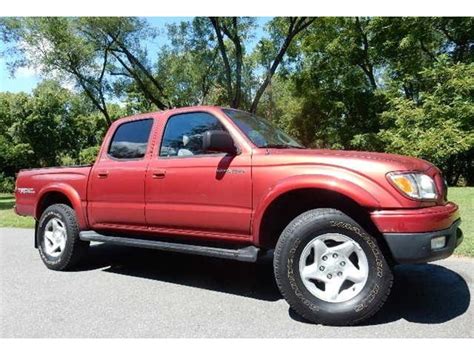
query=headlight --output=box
[387,172,438,200]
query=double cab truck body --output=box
[14,106,463,325]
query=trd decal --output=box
[16,187,35,194]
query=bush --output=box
[378,59,474,185]
[0,173,15,193]
[79,146,100,165]
[59,154,77,166]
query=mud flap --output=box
[34,219,39,248]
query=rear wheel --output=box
[37,204,89,271]
[274,208,393,326]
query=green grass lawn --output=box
[1,188,473,256]
[448,187,474,257]
[0,193,35,228]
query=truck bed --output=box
[15,165,92,218]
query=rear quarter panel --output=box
[15,166,92,229]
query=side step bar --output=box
[79,231,260,262]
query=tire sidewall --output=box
[275,210,392,324]
[37,206,77,268]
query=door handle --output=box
[152,169,166,179]
[97,170,109,178]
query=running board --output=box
[79,231,260,262]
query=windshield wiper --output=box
[260,144,305,149]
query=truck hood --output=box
[262,148,435,173]
[255,148,445,207]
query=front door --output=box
[145,111,252,238]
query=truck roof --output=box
[113,105,228,125]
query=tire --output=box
[37,204,89,271]
[274,208,393,326]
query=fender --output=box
[35,183,88,230]
[252,173,391,244]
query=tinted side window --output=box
[160,112,226,157]
[108,119,153,159]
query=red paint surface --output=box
[15,106,458,244]
[370,203,459,233]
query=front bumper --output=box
[382,219,463,264]
[370,203,463,264]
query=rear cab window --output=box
[108,119,154,159]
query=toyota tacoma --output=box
[14,106,463,325]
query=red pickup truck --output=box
[15,106,463,325]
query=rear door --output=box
[88,118,155,229]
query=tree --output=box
[1,17,114,125]
[0,80,115,180]
[262,18,385,148]
[434,17,474,63]
[1,17,473,185]
[0,17,171,125]
[78,17,171,110]
[155,18,222,107]
[379,58,474,185]
[209,17,248,108]
[249,17,315,112]
[0,91,35,177]
[209,17,315,112]
[258,17,473,185]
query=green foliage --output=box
[79,146,100,165]
[379,58,474,184]
[0,173,15,193]
[260,18,385,149]
[0,17,473,185]
[12,81,76,167]
[259,17,473,184]
[0,80,107,175]
[0,17,164,123]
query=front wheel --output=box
[274,208,393,326]
[37,204,89,271]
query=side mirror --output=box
[202,130,237,155]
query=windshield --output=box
[223,109,304,149]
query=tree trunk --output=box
[250,17,315,113]
[210,18,233,105]
[355,17,377,91]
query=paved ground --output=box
[0,228,472,338]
